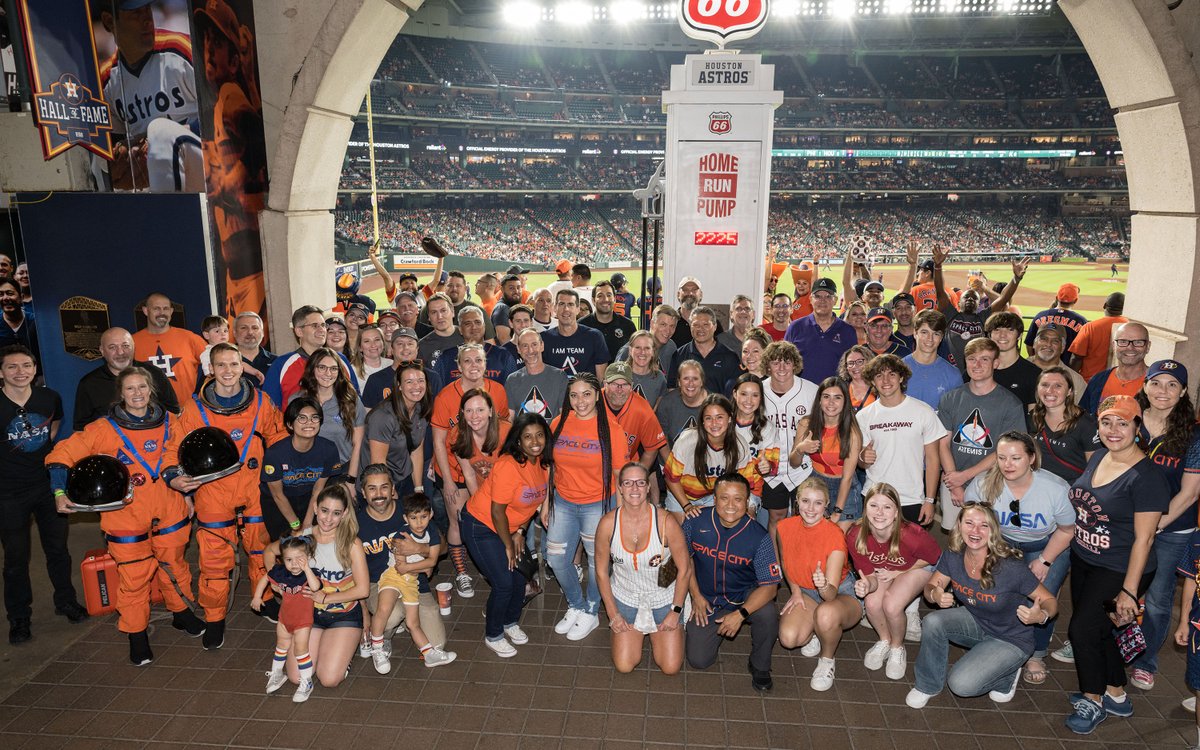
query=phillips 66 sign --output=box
[679,0,770,48]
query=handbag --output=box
[1114,621,1147,663]
[657,556,678,588]
[514,549,539,582]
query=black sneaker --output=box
[523,579,543,605]
[54,601,89,623]
[202,619,225,650]
[8,619,31,645]
[255,597,280,624]
[748,659,773,692]
[129,630,154,666]
[172,608,206,637]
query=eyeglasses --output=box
[1114,339,1149,349]
[620,479,649,489]
[1008,499,1022,528]
[845,359,866,368]
[303,322,328,330]
[294,414,322,424]
[314,364,340,374]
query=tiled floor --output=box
[1,568,1195,750]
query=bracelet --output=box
[53,489,65,497]
[830,507,843,515]
[289,519,301,530]
[414,486,425,493]
[1120,587,1139,602]
[1040,610,1050,625]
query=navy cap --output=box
[918,260,935,272]
[1147,359,1188,389]
[867,307,893,324]
[891,292,915,307]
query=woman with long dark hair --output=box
[791,377,863,530]
[664,394,762,522]
[964,431,1074,685]
[362,361,431,498]
[461,413,552,657]
[1029,366,1098,484]
[546,373,629,642]
[294,347,365,482]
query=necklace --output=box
[965,552,986,577]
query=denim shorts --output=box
[312,605,364,630]
[816,473,863,521]
[799,576,861,612]
[613,599,675,626]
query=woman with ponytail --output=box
[545,373,629,642]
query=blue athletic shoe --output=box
[1065,697,1107,735]
[1066,692,1133,718]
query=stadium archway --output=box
[258,0,1200,364]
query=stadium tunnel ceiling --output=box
[408,0,1082,52]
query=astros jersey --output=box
[682,507,781,611]
[761,378,818,490]
[100,32,199,139]
[132,327,207,406]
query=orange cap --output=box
[555,259,572,275]
[1097,394,1141,423]
[1057,283,1080,304]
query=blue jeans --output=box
[914,607,1031,697]
[818,472,863,521]
[1131,530,1190,675]
[460,510,527,640]
[1008,536,1071,658]
[545,494,605,615]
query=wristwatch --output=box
[671,604,683,614]
[830,506,843,515]
[1040,557,1053,567]
[922,497,935,504]
[738,606,751,620]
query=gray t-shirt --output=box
[936,550,1041,654]
[656,389,702,447]
[505,365,569,420]
[632,370,668,408]
[716,330,745,354]
[937,384,1026,474]
[418,331,464,369]
[289,392,366,464]
[964,469,1074,544]
[361,402,427,484]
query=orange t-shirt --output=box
[790,295,813,320]
[549,411,629,504]
[1068,315,1128,380]
[776,516,847,589]
[131,327,207,405]
[441,421,511,483]
[466,455,548,534]
[608,392,667,461]
[431,379,511,431]
[911,282,959,311]
[1099,369,1146,403]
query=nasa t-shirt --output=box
[0,387,62,493]
[541,325,610,376]
[505,366,569,420]
[936,384,1027,475]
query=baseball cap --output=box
[918,260,935,272]
[610,273,627,286]
[1057,283,1080,304]
[1097,394,1141,423]
[324,316,347,330]
[438,270,449,284]
[391,327,419,342]
[853,279,868,298]
[864,280,885,293]
[506,265,527,275]
[345,302,371,320]
[1033,323,1063,341]
[397,272,418,283]
[891,292,915,307]
[1147,359,1188,389]
[604,361,633,384]
[377,310,401,324]
[678,276,702,290]
[867,307,893,324]
[194,0,240,45]
[555,260,572,274]
[501,273,521,285]
[812,278,837,296]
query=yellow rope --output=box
[366,87,380,246]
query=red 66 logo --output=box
[679,0,770,46]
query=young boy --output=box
[370,494,456,671]
[1174,528,1200,746]
[198,316,263,385]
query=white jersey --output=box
[762,377,818,489]
[608,507,675,611]
[101,33,199,139]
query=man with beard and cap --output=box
[581,281,636,365]
[1030,325,1087,401]
[132,292,207,405]
[610,273,636,319]
[505,328,568,420]
[491,274,526,345]
[1067,292,1127,380]
[930,245,1027,371]
[74,327,180,429]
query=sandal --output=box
[1022,658,1049,685]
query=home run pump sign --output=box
[661,51,781,321]
[679,0,770,48]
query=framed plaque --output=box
[59,296,109,361]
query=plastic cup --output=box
[436,582,452,615]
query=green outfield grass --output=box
[364,261,1127,323]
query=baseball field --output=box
[360,261,1127,323]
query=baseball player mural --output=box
[94,0,204,192]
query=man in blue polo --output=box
[667,305,740,393]
[684,472,781,691]
[784,277,856,383]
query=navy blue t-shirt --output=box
[542,325,610,376]
[261,436,342,499]
[1069,449,1172,572]
[356,504,439,593]
[361,366,442,410]
[936,551,1041,654]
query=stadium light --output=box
[503,1,541,24]
[831,0,857,18]
[772,0,803,16]
[610,0,647,22]
[557,0,594,23]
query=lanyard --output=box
[194,390,262,465]
[107,415,169,481]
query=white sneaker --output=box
[906,688,935,709]
[885,646,907,680]
[1183,696,1196,712]
[801,635,822,658]
[810,657,836,692]
[504,624,529,645]
[485,637,517,658]
[371,645,392,675]
[455,573,475,598]
[265,670,288,694]
[864,640,891,671]
[554,608,584,635]
[292,678,314,703]
[905,611,923,643]
[566,612,600,641]
[988,669,1021,703]
[423,647,457,668]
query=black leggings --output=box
[1066,550,1152,695]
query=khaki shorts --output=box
[379,567,421,605]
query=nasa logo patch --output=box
[143,439,157,452]
[230,429,244,440]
